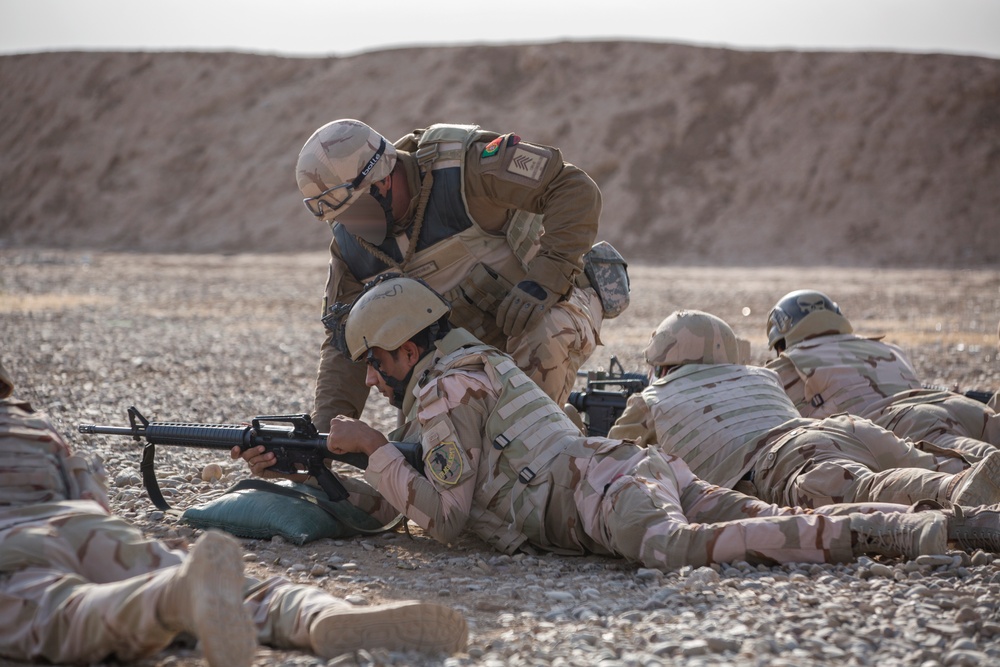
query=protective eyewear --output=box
[302,138,387,219]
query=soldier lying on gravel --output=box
[235,276,955,572]
[0,356,467,666]
[607,309,1000,554]
[764,289,1000,461]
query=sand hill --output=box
[1,42,998,266]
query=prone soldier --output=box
[239,276,958,571]
[607,309,1000,553]
[0,354,467,665]
[765,289,999,461]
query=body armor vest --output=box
[642,365,800,488]
[335,124,544,347]
[0,399,109,507]
[416,329,586,554]
[780,334,922,419]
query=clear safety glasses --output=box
[302,138,387,219]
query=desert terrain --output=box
[1,250,1000,667]
[0,43,998,267]
[1,39,999,666]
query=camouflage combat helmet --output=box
[0,356,13,398]
[296,119,397,237]
[344,275,451,361]
[766,289,853,351]
[644,310,740,369]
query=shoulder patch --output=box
[425,441,464,485]
[505,145,549,182]
[481,137,503,158]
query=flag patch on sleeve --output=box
[481,137,503,157]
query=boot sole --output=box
[311,600,468,657]
[186,531,257,667]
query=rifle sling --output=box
[140,442,183,516]
[139,442,402,534]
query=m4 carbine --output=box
[78,406,422,511]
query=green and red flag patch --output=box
[481,137,503,157]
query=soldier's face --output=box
[364,346,415,400]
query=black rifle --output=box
[567,356,648,437]
[78,406,422,511]
[922,385,996,405]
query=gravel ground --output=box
[2,250,1000,667]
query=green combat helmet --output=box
[644,310,741,372]
[344,276,451,362]
[296,119,397,243]
[766,289,853,352]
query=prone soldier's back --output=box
[0,397,109,510]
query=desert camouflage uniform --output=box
[315,124,603,427]
[767,333,1000,461]
[607,364,987,509]
[0,397,377,663]
[360,328,919,570]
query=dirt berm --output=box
[1,42,998,266]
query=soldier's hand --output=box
[327,415,388,457]
[230,444,281,478]
[496,280,560,337]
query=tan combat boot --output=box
[909,499,1000,554]
[950,450,1000,507]
[850,511,948,559]
[310,600,468,657]
[944,504,1000,553]
[159,531,256,667]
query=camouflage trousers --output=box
[505,285,603,406]
[0,501,344,663]
[753,414,971,508]
[583,448,908,571]
[868,390,1000,462]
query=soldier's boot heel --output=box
[309,600,468,657]
[161,531,256,667]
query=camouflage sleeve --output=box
[313,242,370,427]
[363,372,490,545]
[607,393,658,446]
[765,355,808,413]
[467,136,601,297]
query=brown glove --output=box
[495,280,561,337]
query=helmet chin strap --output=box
[382,373,409,409]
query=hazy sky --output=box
[2,0,999,59]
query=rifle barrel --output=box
[80,421,250,448]
[78,424,138,437]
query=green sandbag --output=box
[181,479,383,545]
